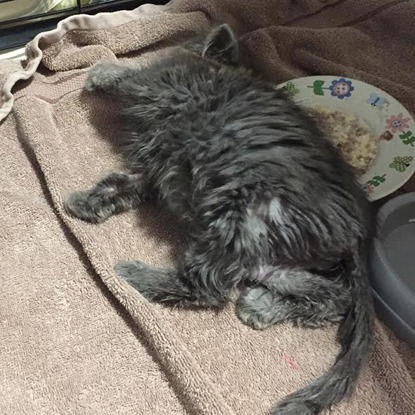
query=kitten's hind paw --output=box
[272,402,313,415]
[114,260,148,282]
[114,260,156,300]
[235,287,276,330]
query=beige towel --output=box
[1,1,415,414]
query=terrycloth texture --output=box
[0,113,188,415]
[1,1,415,415]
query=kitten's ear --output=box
[202,24,239,64]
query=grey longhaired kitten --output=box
[65,25,374,415]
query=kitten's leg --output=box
[114,261,199,306]
[85,63,135,93]
[65,172,149,223]
[115,243,239,307]
[236,267,350,330]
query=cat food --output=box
[309,106,379,175]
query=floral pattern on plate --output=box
[329,78,354,99]
[277,76,415,201]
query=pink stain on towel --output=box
[283,354,301,371]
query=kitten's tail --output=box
[272,241,374,415]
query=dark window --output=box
[0,0,169,52]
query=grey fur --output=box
[66,172,148,223]
[236,267,351,330]
[65,24,374,415]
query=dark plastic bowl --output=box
[369,193,415,349]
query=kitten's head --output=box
[183,24,239,66]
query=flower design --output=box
[399,131,415,147]
[366,174,386,187]
[385,113,410,133]
[329,78,354,99]
[284,81,299,97]
[361,184,375,197]
[389,156,413,172]
[311,80,325,96]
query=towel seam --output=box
[284,0,349,26]
[337,0,406,27]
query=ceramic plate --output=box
[277,76,415,201]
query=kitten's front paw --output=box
[85,63,123,92]
[114,260,154,300]
[64,191,102,223]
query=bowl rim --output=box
[376,192,415,228]
[370,192,415,324]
